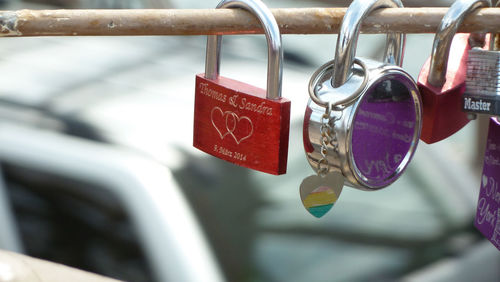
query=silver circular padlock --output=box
[303,0,422,191]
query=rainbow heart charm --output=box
[300,172,344,218]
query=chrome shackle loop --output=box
[427,0,491,87]
[332,0,405,88]
[490,0,500,51]
[204,0,283,100]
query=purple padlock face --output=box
[349,73,421,188]
[475,117,500,251]
[304,62,422,190]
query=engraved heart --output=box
[226,112,254,145]
[211,107,230,140]
[482,174,488,188]
[300,173,344,218]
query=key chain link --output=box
[317,102,342,177]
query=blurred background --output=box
[0,0,499,281]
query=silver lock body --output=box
[304,58,422,190]
[463,14,500,117]
[463,48,500,116]
[466,48,500,96]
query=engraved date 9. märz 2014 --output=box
[213,144,247,161]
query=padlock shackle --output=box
[490,0,500,51]
[204,0,283,100]
[332,0,405,88]
[427,0,491,87]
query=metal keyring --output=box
[308,58,369,110]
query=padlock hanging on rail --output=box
[302,0,422,193]
[463,0,500,116]
[193,0,291,175]
[417,0,491,144]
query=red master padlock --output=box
[417,0,490,144]
[193,0,290,175]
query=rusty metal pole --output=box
[0,8,499,37]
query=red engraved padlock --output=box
[193,0,290,175]
[417,0,490,144]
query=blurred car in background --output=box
[0,0,499,281]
